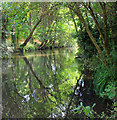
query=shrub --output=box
[93,48,116,100]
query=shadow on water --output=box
[2,48,110,119]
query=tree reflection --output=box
[2,48,79,118]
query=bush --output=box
[100,82,116,100]
[93,49,116,100]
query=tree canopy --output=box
[1,1,117,119]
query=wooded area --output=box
[1,2,117,119]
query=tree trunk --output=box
[68,3,107,67]
[70,9,78,34]
[83,3,112,65]
[99,2,112,65]
[16,28,19,46]
[20,3,61,51]
[83,3,105,45]
[20,15,43,49]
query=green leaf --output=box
[80,102,83,106]
[92,103,96,108]
[73,106,82,111]
[84,106,90,116]
[74,110,80,114]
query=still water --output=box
[2,48,107,118]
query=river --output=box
[2,48,108,119]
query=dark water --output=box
[2,48,108,118]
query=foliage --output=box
[99,101,117,119]
[0,44,13,59]
[81,45,117,119]
[2,2,76,51]
[1,1,116,119]
[93,48,116,100]
[72,2,117,119]
[24,43,35,51]
[100,82,116,100]
[73,101,117,119]
[73,102,98,118]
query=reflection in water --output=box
[2,48,108,118]
[2,48,79,118]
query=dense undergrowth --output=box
[74,46,117,119]
[73,7,117,117]
[74,31,117,119]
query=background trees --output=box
[2,2,76,52]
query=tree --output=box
[83,2,112,64]
[67,3,107,67]
[20,3,61,51]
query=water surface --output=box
[2,48,80,118]
[2,48,108,118]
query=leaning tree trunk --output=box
[68,3,107,67]
[83,2,112,65]
[20,3,61,52]
[20,15,43,50]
